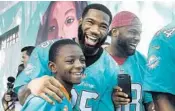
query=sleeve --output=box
[138,54,153,104]
[21,95,60,111]
[14,40,54,94]
[143,32,175,95]
[143,91,153,104]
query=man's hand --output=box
[27,75,64,104]
[112,86,130,107]
[4,93,12,102]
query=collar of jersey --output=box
[59,84,71,101]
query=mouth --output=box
[129,43,137,49]
[71,72,83,78]
[85,35,99,46]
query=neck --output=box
[107,45,128,58]
[55,76,72,99]
[84,48,99,57]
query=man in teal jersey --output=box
[14,4,119,111]
[143,22,175,111]
[106,11,154,111]
[21,39,86,111]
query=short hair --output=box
[82,3,112,24]
[49,39,80,62]
[21,46,35,56]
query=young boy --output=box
[21,39,86,111]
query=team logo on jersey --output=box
[62,105,68,111]
[39,40,56,48]
[24,63,34,75]
[151,45,160,50]
[147,55,160,69]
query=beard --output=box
[78,25,107,56]
[117,38,136,56]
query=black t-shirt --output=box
[85,47,103,67]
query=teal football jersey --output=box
[14,39,119,111]
[113,51,152,111]
[143,22,175,95]
[21,94,72,111]
[71,50,118,111]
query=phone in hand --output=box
[117,74,132,102]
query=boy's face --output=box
[52,45,86,84]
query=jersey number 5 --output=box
[71,89,98,111]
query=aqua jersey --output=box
[71,50,118,111]
[21,94,72,111]
[113,51,153,111]
[14,39,119,111]
[143,22,175,95]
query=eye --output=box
[65,58,75,64]
[86,20,93,25]
[65,16,74,25]
[48,26,56,32]
[129,30,139,35]
[80,57,86,64]
[100,25,108,31]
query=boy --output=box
[21,39,86,111]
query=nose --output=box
[133,34,140,43]
[57,24,65,38]
[74,60,85,72]
[90,25,100,37]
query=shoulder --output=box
[151,23,175,45]
[131,51,146,65]
[23,95,70,111]
[22,95,52,111]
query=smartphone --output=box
[117,74,132,102]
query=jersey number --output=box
[71,89,98,111]
[163,27,175,38]
[116,84,142,111]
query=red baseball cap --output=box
[109,11,141,34]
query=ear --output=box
[48,61,57,74]
[111,28,119,37]
[78,18,83,25]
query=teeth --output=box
[130,43,136,46]
[88,36,97,41]
[74,73,81,75]
[85,35,98,46]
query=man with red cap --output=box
[105,11,155,111]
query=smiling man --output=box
[14,4,119,111]
[105,11,154,111]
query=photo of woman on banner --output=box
[35,1,88,45]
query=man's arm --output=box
[18,75,64,105]
[152,92,175,111]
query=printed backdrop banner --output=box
[0,1,174,110]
